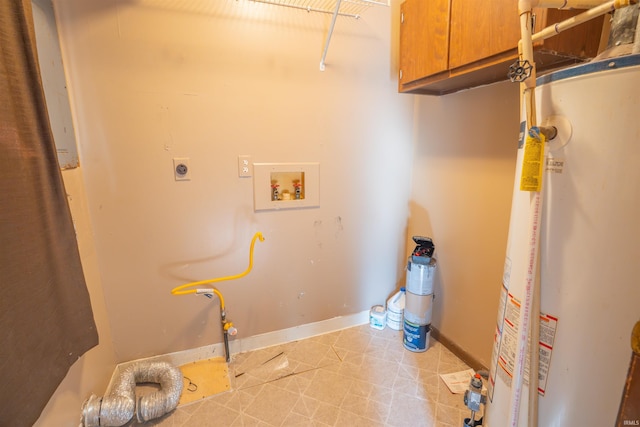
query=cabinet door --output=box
[399,0,450,84]
[449,0,520,69]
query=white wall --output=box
[53,0,414,364]
[35,2,521,424]
[407,82,519,366]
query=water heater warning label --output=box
[488,285,558,400]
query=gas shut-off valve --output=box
[463,372,487,426]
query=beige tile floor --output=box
[134,324,472,426]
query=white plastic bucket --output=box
[369,305,386,330]
[386,288,405,330]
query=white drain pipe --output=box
[532,0,616,8]
[81,361,183,426]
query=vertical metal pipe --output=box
[221,309,231,362]
[223,331,230,363]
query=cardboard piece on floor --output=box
[439,369,476,394]
[179,357,230,405]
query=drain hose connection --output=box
[81,361,183,426]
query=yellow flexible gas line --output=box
[170,232,265,309]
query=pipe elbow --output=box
[519,0,546,14]
[519,0,535,14]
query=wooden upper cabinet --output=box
[399,0,605,95]
[449,0,520,69]
[399,0,450,85]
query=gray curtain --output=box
[0,1,99,426]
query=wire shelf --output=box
[243,0,389,70]
[248,0,389,19]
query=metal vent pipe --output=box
[81,361,183,427]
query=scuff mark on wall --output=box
[334,216,343,239]
[313,220,323,248]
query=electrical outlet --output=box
[173,157,191,181]
[238,155,251,177]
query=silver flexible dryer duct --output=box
[81,361,183,426]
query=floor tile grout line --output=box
[158,327,471,427]
[330,343,345,362]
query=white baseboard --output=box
[109,310,369,390]
[229,309,370,355]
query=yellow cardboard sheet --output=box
[179,357,230,405]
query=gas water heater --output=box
[485,54,640,426]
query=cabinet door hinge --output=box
[399,69,403,80]
[401,12,404,24]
